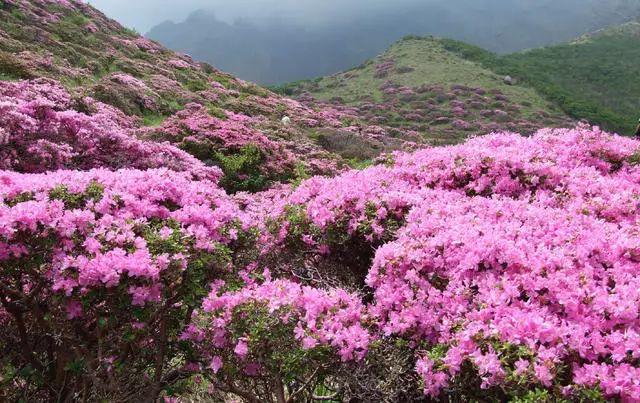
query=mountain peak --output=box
[282,36,573,145]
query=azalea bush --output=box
[3,124,640,401]
[246,125,640,401]
[3,3,640,400]
[0,79,221,181]
[180,278,371,401]
[0,168,248,401]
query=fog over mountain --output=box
[91,0,640,84]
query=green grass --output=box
[0,73,20,81]
[142,114,167,127]
[346,158,374,169]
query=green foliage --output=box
[64,13,91,27]
[268,80,305,96]
[184,79,209,92]
[511,389,554,403]
[241,83,271,98]
[210,73,232,90]
[207,104,227,120]
[45,3,67,14]
[440,31,640,135]
[48,181,105,210]
[54,14,90,43]
[120,26,140,38]
[290,162,311,188]
[346,158,373,170]
[213,144,271,193]
[142,113,167,127]
[5,192,35,208]
[9,7,24,20]
[92,56,120,79]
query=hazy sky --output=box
[88,0,426,33]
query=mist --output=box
[88,0,429,33]
[89,0,640,84]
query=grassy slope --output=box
[280,37,572,145]
[303,39,552,112]
[440,22,640,135]
[500,22,640,135]
[0,1,362,181]
[0,1,260,113]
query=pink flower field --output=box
[1,0,640,402]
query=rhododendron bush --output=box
[4,120,640,401]
[0,79,221,181]
[11,1,640,401]
[0,168,250,400]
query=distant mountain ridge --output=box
[146,0,640,84]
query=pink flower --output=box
[317,244,330,255]
[534,363,554,386]
[234,339,249,358]
[65,300,83,319]
[209,356,223,374]
[159,226,173,240]
[514,359,530,375]
[302,336,318,349]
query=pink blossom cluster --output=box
[0,168,240,297]
[374,59,396,78]
[183,278,371,374]
[143,103,296,175]
[133,37,163,53]
[168,59,193,70]
[0,79,221,181]
[370,191,640,397]
[247,125,640,400]
[109,72,149,90]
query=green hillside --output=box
[278,37,573,145]
[440,22,640,135]
[502,22,640,135]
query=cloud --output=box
[88,0,428,32]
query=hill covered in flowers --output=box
[2,1,640,402]
[0,0,426,189]
[276,37,575,146]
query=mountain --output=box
[146,10,398,85]
[0,0,424,191]
[145,0,640,84]
[433,21,640,135]
[277,37,574,145]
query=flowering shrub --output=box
[141,103,297,192]
[0,168,246,401]
[3,124,640,401]
[244,126,640,401]
[0,79,221,181]
[180,278,371,400]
